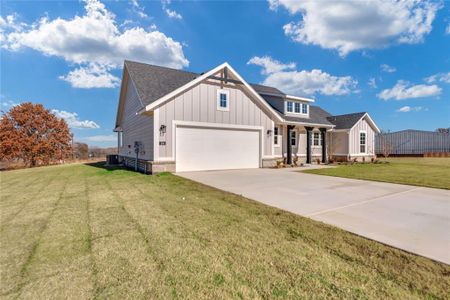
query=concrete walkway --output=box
[178,167,450,264]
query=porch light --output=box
[159,125,166,134]
[267,129,272,136]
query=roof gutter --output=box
[281,120,335,129]
[285,95,315,103]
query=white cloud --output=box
[368,78,377,88]
[396,106,424,112]
[274,0,441,56]
[446,22,450,34]
[161,0,182,19]
[378,80,441,100]
[130,0,149,19]
[424,72,450,84]
[1,99,20,108]
[59,63,120,88]
[250,56,357,96]
[81,134,116,142]
[52,109,100,129]
[165,9,182,19]
[247,56,296,75]
[51,109,100,129]
[381,64,396,73]
[1,0,188,88]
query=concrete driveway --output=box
[178,167,450,264]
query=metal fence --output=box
[375,130,450,155]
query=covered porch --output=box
[274,124,331,165]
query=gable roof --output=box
[119,60,339,128]
[125,60,198,106]
[326,112,366,130]
[250,83,285,96]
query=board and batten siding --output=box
[156,81,275,160]
[118,77,154,161]
[349,117,375,156]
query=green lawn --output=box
[304,157,450,189]
[1,163,449,299]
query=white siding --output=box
[349,117,376,156]
[157,81,275,160]
[118,78,154,160]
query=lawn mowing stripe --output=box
[132,174,449,299]
[0,168,72,296]
[86,171,162,298]
[101,175,166,291]
[83,173,99,300]
[0,170,62,228]
[12,168,71,298]
[8,166,95,299]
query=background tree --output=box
[0,102,72,167]
[378,130,393,159]
[73,142,89,160]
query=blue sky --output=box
[1,0,449,147]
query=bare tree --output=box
[327,132,342,163]
[378,130,393,159]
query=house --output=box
[114,60,380,173]
[375,129,450,156]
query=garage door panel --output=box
[176,126,260,172]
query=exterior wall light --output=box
[159,125,166,135]
[267,129,272,136]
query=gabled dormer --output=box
[284,95,314,118]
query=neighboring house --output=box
[375,129,450,156]
[114,60,380,173]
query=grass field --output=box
[1,163,449,299]
[304,157,450,189]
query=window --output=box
[118,131,123,147]
[286,101,308,115]
[302,103,308,114]
[286,101,293,112]
[217,89,229,111]
[360,131,367,153]
[274,127,281,146]
[312,132,321,146]
[290,130,297,146]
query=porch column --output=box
[305,126,313,164]
[320,128,327,163]
[286,125,295,165]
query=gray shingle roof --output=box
[250,83,285,96]
[326,112,366,129]
[123,60,354,128]
[125,60,198,106]
[275,106,334,126]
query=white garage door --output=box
[175,126,260,172]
